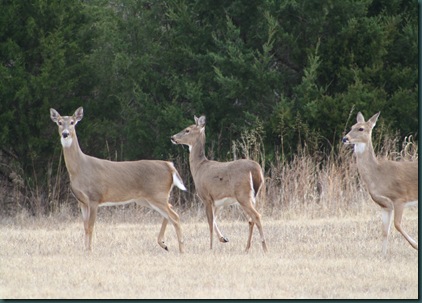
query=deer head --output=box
[50,107,84,148]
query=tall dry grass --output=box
[1,125,417,219]
[268,143,381,221]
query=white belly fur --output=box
[215,198,238,208]
[100,199,143,207]
[405,200,418,208]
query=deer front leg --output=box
[85,203,98,251]
[381,207,393,255]
[75,190,94,251]
[204,201,214,249]
[79,202,91,250]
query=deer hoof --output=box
[220,236,229,243]
[159,240,169,251]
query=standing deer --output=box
[343,112,418,254]
[171,115,267,252]
[50,107,186,253]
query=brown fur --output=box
[50,107,186,253]
[171,115,267,252]
[343,112,418,253]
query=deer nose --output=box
[62,131,69,138]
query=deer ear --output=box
[197,115,206,127]
[368,112,380,128]
[356,112,365,123]
[194,115,206,127]
[50,108,60,123]
[74,107,84,122]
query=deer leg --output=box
[204,201,214,249]
[238,196,267,253]
[166,206,184,253]
[214,206,228,243]
[85,202,98,251]
[157,219,169,251]
[246,219,254,251]
[79,202,91,250]
[246,192,258,251]
[381,207,393,255]
[148,199,184,253]
[393,203,418,250]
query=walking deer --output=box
[171,115,267,252]
[343,112,418,254]
[50,107,186,253]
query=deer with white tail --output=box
[171,115,268,252]
[50,107,186,253]
[343,112,418,254]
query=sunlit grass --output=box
[1,134,418,299]
[0,205,418,299]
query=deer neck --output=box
[354,139,379,182]
[189,134,208,177]
[62,133,86,178]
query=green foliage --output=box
[0,0,417,213]
[269,0,417,157]
[0,0,96,178]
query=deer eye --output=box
[70,120,74,125]
[185,129,190,134]
[358,128,364,131]
[58,121,62,126]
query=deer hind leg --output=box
[381,207,393,255]
[148,198,184,253]
[246,219,254,251]
[157,219,169,251]
[238,194,267,253]
[165,205,185,254]
[214,205,229,243]
[393,203,418,250]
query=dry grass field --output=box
[0,203,418,299]
[1,136,418,299]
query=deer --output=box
[342,112,418,254]
[50,107,186,253]
[171,115,268,252]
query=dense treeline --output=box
[0,0,418,214]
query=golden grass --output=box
[0,205,418,299]
[1,135,418,299]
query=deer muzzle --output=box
[62,131,70,138]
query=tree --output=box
[0,0,97,212]
[0,0,417,214]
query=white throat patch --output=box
[354,143,366,154]
[61,137,73,148]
